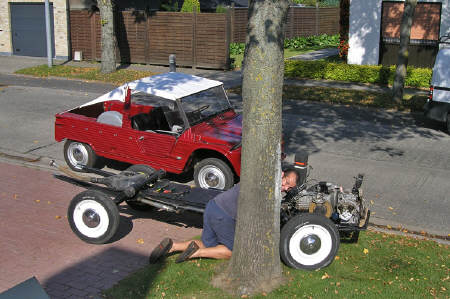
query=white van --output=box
[424,40,450,133]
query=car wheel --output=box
[124,164,156,211]
[64,140,103,171]
[280,214,340,270]
[194,158,234,190]
[67,190,120,244]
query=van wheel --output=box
[446,113,450,134]
[64,140,103,171]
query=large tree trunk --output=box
[212,0,289,296]
[97,0,116,74]
[392,0,417,103]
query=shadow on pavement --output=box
[281,99,447,155]
[42,247,162,299]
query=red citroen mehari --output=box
[54,72,242,190]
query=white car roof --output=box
[431,48,450,88]
[80,72,223,108]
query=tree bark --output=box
[97,0,116,74]
[212,0,289,296]
[392,0,417,103]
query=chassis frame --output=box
[52,160,370,270]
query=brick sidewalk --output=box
[0,162,202,298]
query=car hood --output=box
[191,112,242,146]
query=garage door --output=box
[10,3,55,57]
[379,1,441,68]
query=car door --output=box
[134,130,177,159]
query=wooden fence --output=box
[70,7,339,69]
[231,7,339,43]
[70,10,231,69]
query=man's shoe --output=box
[175,241,199,263]
[149,238,173,264]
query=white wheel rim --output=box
[73,200,110,238]
[198,165,226,189]
[67,142,88,169]
[289,224,332,266]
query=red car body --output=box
[54,72,242,189]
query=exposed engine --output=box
[281,174,367,228]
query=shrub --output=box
[160,0,179,11]
[180,0,200,13]
[230,43,245,55]
[284,34,339,50]
[284,60,431,88]
[215,4,228,13]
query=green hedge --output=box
[285,60,432,88]
[180,0,200,12]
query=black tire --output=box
[194,158,234,190]
[280,214,340,270]
[64,140,103,171]
[124,164,156,211]
[67,190,120,244]
[446,113,450,134]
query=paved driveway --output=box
[0,162,202,298]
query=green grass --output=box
[15,64,156,86]
[15,63,428,112]
[103,230,449,298]
[228,85,428,112]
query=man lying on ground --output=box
[149,170,299,264]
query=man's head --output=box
[281,170,298,192]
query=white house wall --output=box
[348,0,449,65]
[348,0,382,65]
[0,0,69,59]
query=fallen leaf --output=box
[334,290,338,294]
[13,194,18,199]
[47,201,52,204]
[35,200,40,203]
[137,238,144,244]
[335,256,340,260]
[370,200,374,205]
[321,273,330,279]
[387,225,392,229]
[55,216,61,219]
[363,248,369,254]
[33,140,39,144]
[409,278,414,281]
[262,292,267,296]
[388,207,394,210]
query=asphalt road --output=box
[0,74,449,237]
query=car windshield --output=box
[180,86,231,126]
